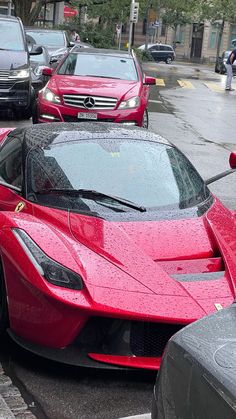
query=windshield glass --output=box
[26,137,209,214]
[26,31,65,47]
[0,21,24,51]
[57,53,138,81]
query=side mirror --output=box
[229,152,236,169]
[42,67,53,77]
[30,45,43,56]
[144,76,156,85]
[69,41,75,48]
[206,151,236,185]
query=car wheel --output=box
[142,109,149,129]
[166,57,172,64]
[0,264,8,335]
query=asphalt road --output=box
[0,61,236,419]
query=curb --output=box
[0,364,36,419]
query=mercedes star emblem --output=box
[84,96,95,109]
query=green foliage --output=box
[79,23,115,48]
[133,48,154,62]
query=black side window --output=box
[166,46,172,51]
[0,137,22,189]
[149,46,159,51]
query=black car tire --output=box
[142,109,149,129]
[0,264,8,335]
[166,57,172,64]
[220,66,226,75]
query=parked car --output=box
[0,15,42,119]
[138,43,175,64]
[0,123,236,369]
[26,28,73,67]
[30,45,51,93]
[215,50,236,74]
[34,48,156,127]
[152,304,236,418]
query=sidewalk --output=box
[0,365,36,419]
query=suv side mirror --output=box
[29,45,43,55]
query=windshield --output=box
[57,53,138,81]
[26,137,209,215]
[0,21,24,51]
[26,31,65,47]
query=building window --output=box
[209,24,218,49]
[176,25,185,43]
[229,24,236,48]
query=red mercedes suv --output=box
[34,47,156,128]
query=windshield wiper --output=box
[84,75,121,79]
[36,188,146,212]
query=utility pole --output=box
[7,0,12,16]
[128,1,139,53]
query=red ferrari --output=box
[0,122,236,370]
[34,47,156,128]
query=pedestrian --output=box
[70,29,80,43]
[225,48,236,91]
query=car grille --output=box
[130,322,183,357]
[76,317,184,358]
[0,70,15,89]
[62,115,115,123]
[63,94,117,110]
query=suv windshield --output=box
[0,21,24,51]
[26,137,210,214]
[57,53,138,81]
[26,31,65,47]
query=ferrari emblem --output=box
[15,202,25,213]
[214,303,223,311]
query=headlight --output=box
[33,66,44,76]
[43,87,61,104]
[12,229,83,290]
[9,69,30,79]
[118,96,140,109]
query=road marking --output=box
[149,99,162,104]
[119,414,151,419]
[155,78,165,86]
[177,79,195,89]
[204,82,225,93]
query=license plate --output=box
[77,112,97,120]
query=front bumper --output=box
[9,317,184,370]
[0,79,31,109]
[37,99,144,126]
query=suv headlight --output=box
[9,69,30,79]
[118,96,140,109]
[43,87,61,104]
[13,229,83,290]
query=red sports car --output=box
[34,47,156,128]
[0,122,236,370]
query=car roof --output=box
[0,14,20,22]
[25,27,65,33]
[70,47,133,58]
[14,122,171,149]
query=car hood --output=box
[10,199,235,322]
[0,50,28,70]
[49,75,139,99]
[67,200,235,319]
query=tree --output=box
[198,0,236,61]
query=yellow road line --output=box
[155,78,165,86]
[177,80,195,89]
[204,82,225,93]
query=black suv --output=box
[0,15,42,119]
[138,43,176,64]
